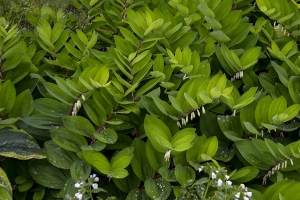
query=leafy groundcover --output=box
[1,0,300,199]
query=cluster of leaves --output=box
[1,0,300,199]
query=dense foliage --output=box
[1,0,300,199]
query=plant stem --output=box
[203,177,212,198]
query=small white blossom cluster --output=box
[73,174,99,200]
[197,165,252,200]
[72,95,86,116]
[231,71,243,81]
[176,107,205,128]
[262,159,293,185]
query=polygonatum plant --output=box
[1,0,300,199]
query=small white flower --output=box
[94,177,99,182]
[75,192,83,200]
[177,121,181,128]
[76,100,81,109]
[186,115,188,123]
[285,160,288,168]
[74,182,81,188]
[164,150,171,162]
[197,109,201,117]
[290,159,294,166]
[92,183,98,189]
[240,184,245,189]
[217,179,222,187]
[226,181,232,186]
[246,192,252,197]
[92,174,96,178]
[202,106,206,114]
[81,94,86,101]
[235,192,240,198]
[198,167,203,173]
[211,172,216,179]
[243,197,249,200]
[225,175,230,180]
[181,118,186,126]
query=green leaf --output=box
[94,128,118,144]
[44,140,77,169]
[2,52,24,72]
[82,150,111,175]
[197,2,215,18]
[29,159,68,189]
[0,128,45,160]
[51,127,88,152]
[171,128,197,152]
[62,116,95,138]
[8,90,33,118]
[288,76,300,104]
[0,80,16,115]
[175,164,195,187]
[110,147,134,171]
[210,30,230,43]
[70,160,91,182]
[0,167,12,200]
[43,82,73,105]
[235,140,269,170]
[131,139,155,181]
[145,141,170,172]
[144,115,172,153]
[33,98,69,117]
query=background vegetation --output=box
[1,0,300,200]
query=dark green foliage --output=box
[1,0,300,199]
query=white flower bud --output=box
[81,94,86,101]
[94,177,99,182]
[217,179,222,187]
[226,180,232,186]
[197,109,201,117]
[198,167,203,173]
[202,106,206,114]
[240,184,245,189]
[225,175,230,180]
[164,150,171,162]
[211,172,216,179]
[246,192,252,197]
[285,160,287,168]
[75,192,83,200]
[92,183,98,189]
[235,192,240,198]
[177,121,182,128]
[186,115,188,123]
[243,197,249,200]
[290,159,294,166]
[74,182,81,188]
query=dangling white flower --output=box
[217,179,222,187]
[202,106,206,114]
[246,192,252,197]
[81,94,86,101]
[75,192,83,200]
[290,159,294,166]
[177,121,182,128]
[235,192,240,199]
[197,109,201,117]
[76,100,81,109]
[186,115,188,123]
[198,167,203,173]
[243,197,249,200]
[226,180,232,186]
[225,175,230,180]
[211,172,216,179]
[92,183,98,189]
[181,118,186,126]
[240,184,245,189]
[74,182,81,188]
[164,150,171,162]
